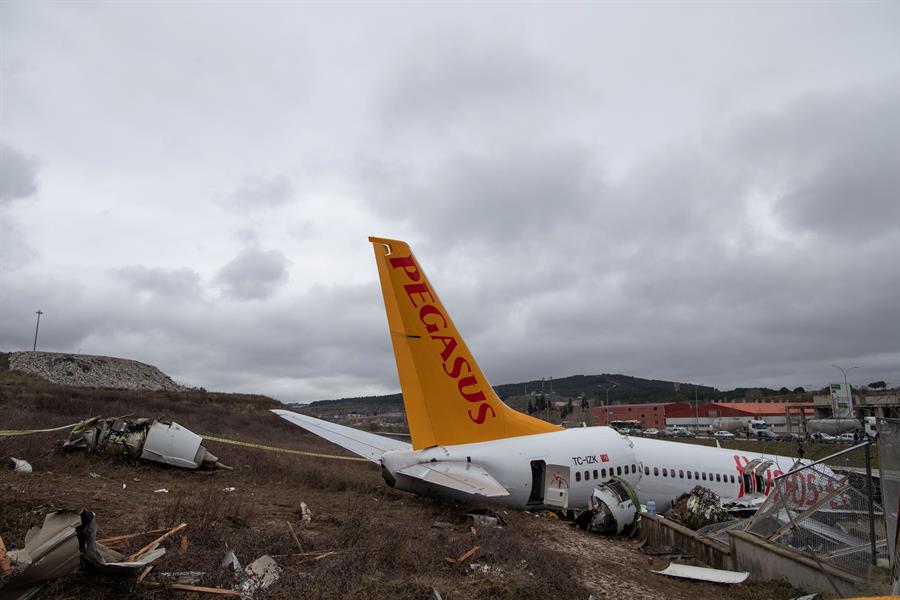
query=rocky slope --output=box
[6,351,189,391]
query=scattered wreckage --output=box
[63,416,231,470]
[0,510,172,600]
[0,510,282,599]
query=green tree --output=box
[868,381,887,389]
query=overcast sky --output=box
[2,2,898,402]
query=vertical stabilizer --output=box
[369,237,561,449]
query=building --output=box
[666,402,815,433]
[591,403,688,429]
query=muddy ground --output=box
[0,370,801,599]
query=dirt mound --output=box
[7,351,189,392]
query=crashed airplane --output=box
[276,237,821,516]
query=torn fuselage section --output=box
[63,417,229,470]
[575,476,641,535]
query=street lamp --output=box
[33,310,43,352]
[597,382,619,424]
[831,364,859,415]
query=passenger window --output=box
[694,471,700,480]
[644,466,650,476]
[617,466,622,476]
[730,474,735,483]
[716,473,721,482]
[687,471,692,479]
[701,472,707,481]
[593,469,598,479]
[662,468,668,477]
[602,468,607,478]
[679,470,684,479]
[653,467,659,476]
[632,464,636,473]
[584,470,590,481]
[576,472,581,482]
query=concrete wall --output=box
[640,516,886,598]
[729,530,869,598]
[639,514,733,570]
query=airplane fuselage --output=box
[381,426,807,512]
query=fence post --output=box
[865,441,877,566]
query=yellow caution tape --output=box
[0,422,84,437]
[199,434,369,462]
[0,423,368,463]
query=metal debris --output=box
[8,459,31,474]
[221,550,242,572]
[0,510,169,600]
[239,555,281,599]
[653,562,749,584]
[63,417,230,470]
[466,509,506,528]
[299,502,312,523]
[668,486,732,530]
[574,477,641,536]
[78,511,167,575]
[0,511,82,600]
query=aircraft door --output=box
[544,463,570,509]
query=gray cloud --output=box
[225,174,295,211]
[214,246,290,301]
[113,265,204,300]
[1,3,897,401]
[0,142,37,203]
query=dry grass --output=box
[1,369,803,599]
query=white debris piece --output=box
[300,502,312,523]
[9,458,32,473]
[222,549,242,572]
[239,555,281,599]
[153,489,169,494]
[222,487,236,493]
[653,563,749,584]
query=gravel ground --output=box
[7,352,189,392]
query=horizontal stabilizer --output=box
[272,409,411,463]
[398,461,509,497]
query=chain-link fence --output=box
[744,441,887,577]
[876,418,899,594]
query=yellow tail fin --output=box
[369,237,561,450]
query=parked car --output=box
[810,432,836,442]
[712,430,735,439]
[675,429,695,438]
[837,432,857,443]
[643,428,660,436]
[776,432,800,441]
[627,427,643,436]
[755,430,777,440]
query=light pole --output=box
[831,364,859,416]
[597,382,618,424]
[32,310,43,352]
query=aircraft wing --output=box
[398,461,509,497]
[272,409,411,463]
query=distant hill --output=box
[296,373,793,416]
